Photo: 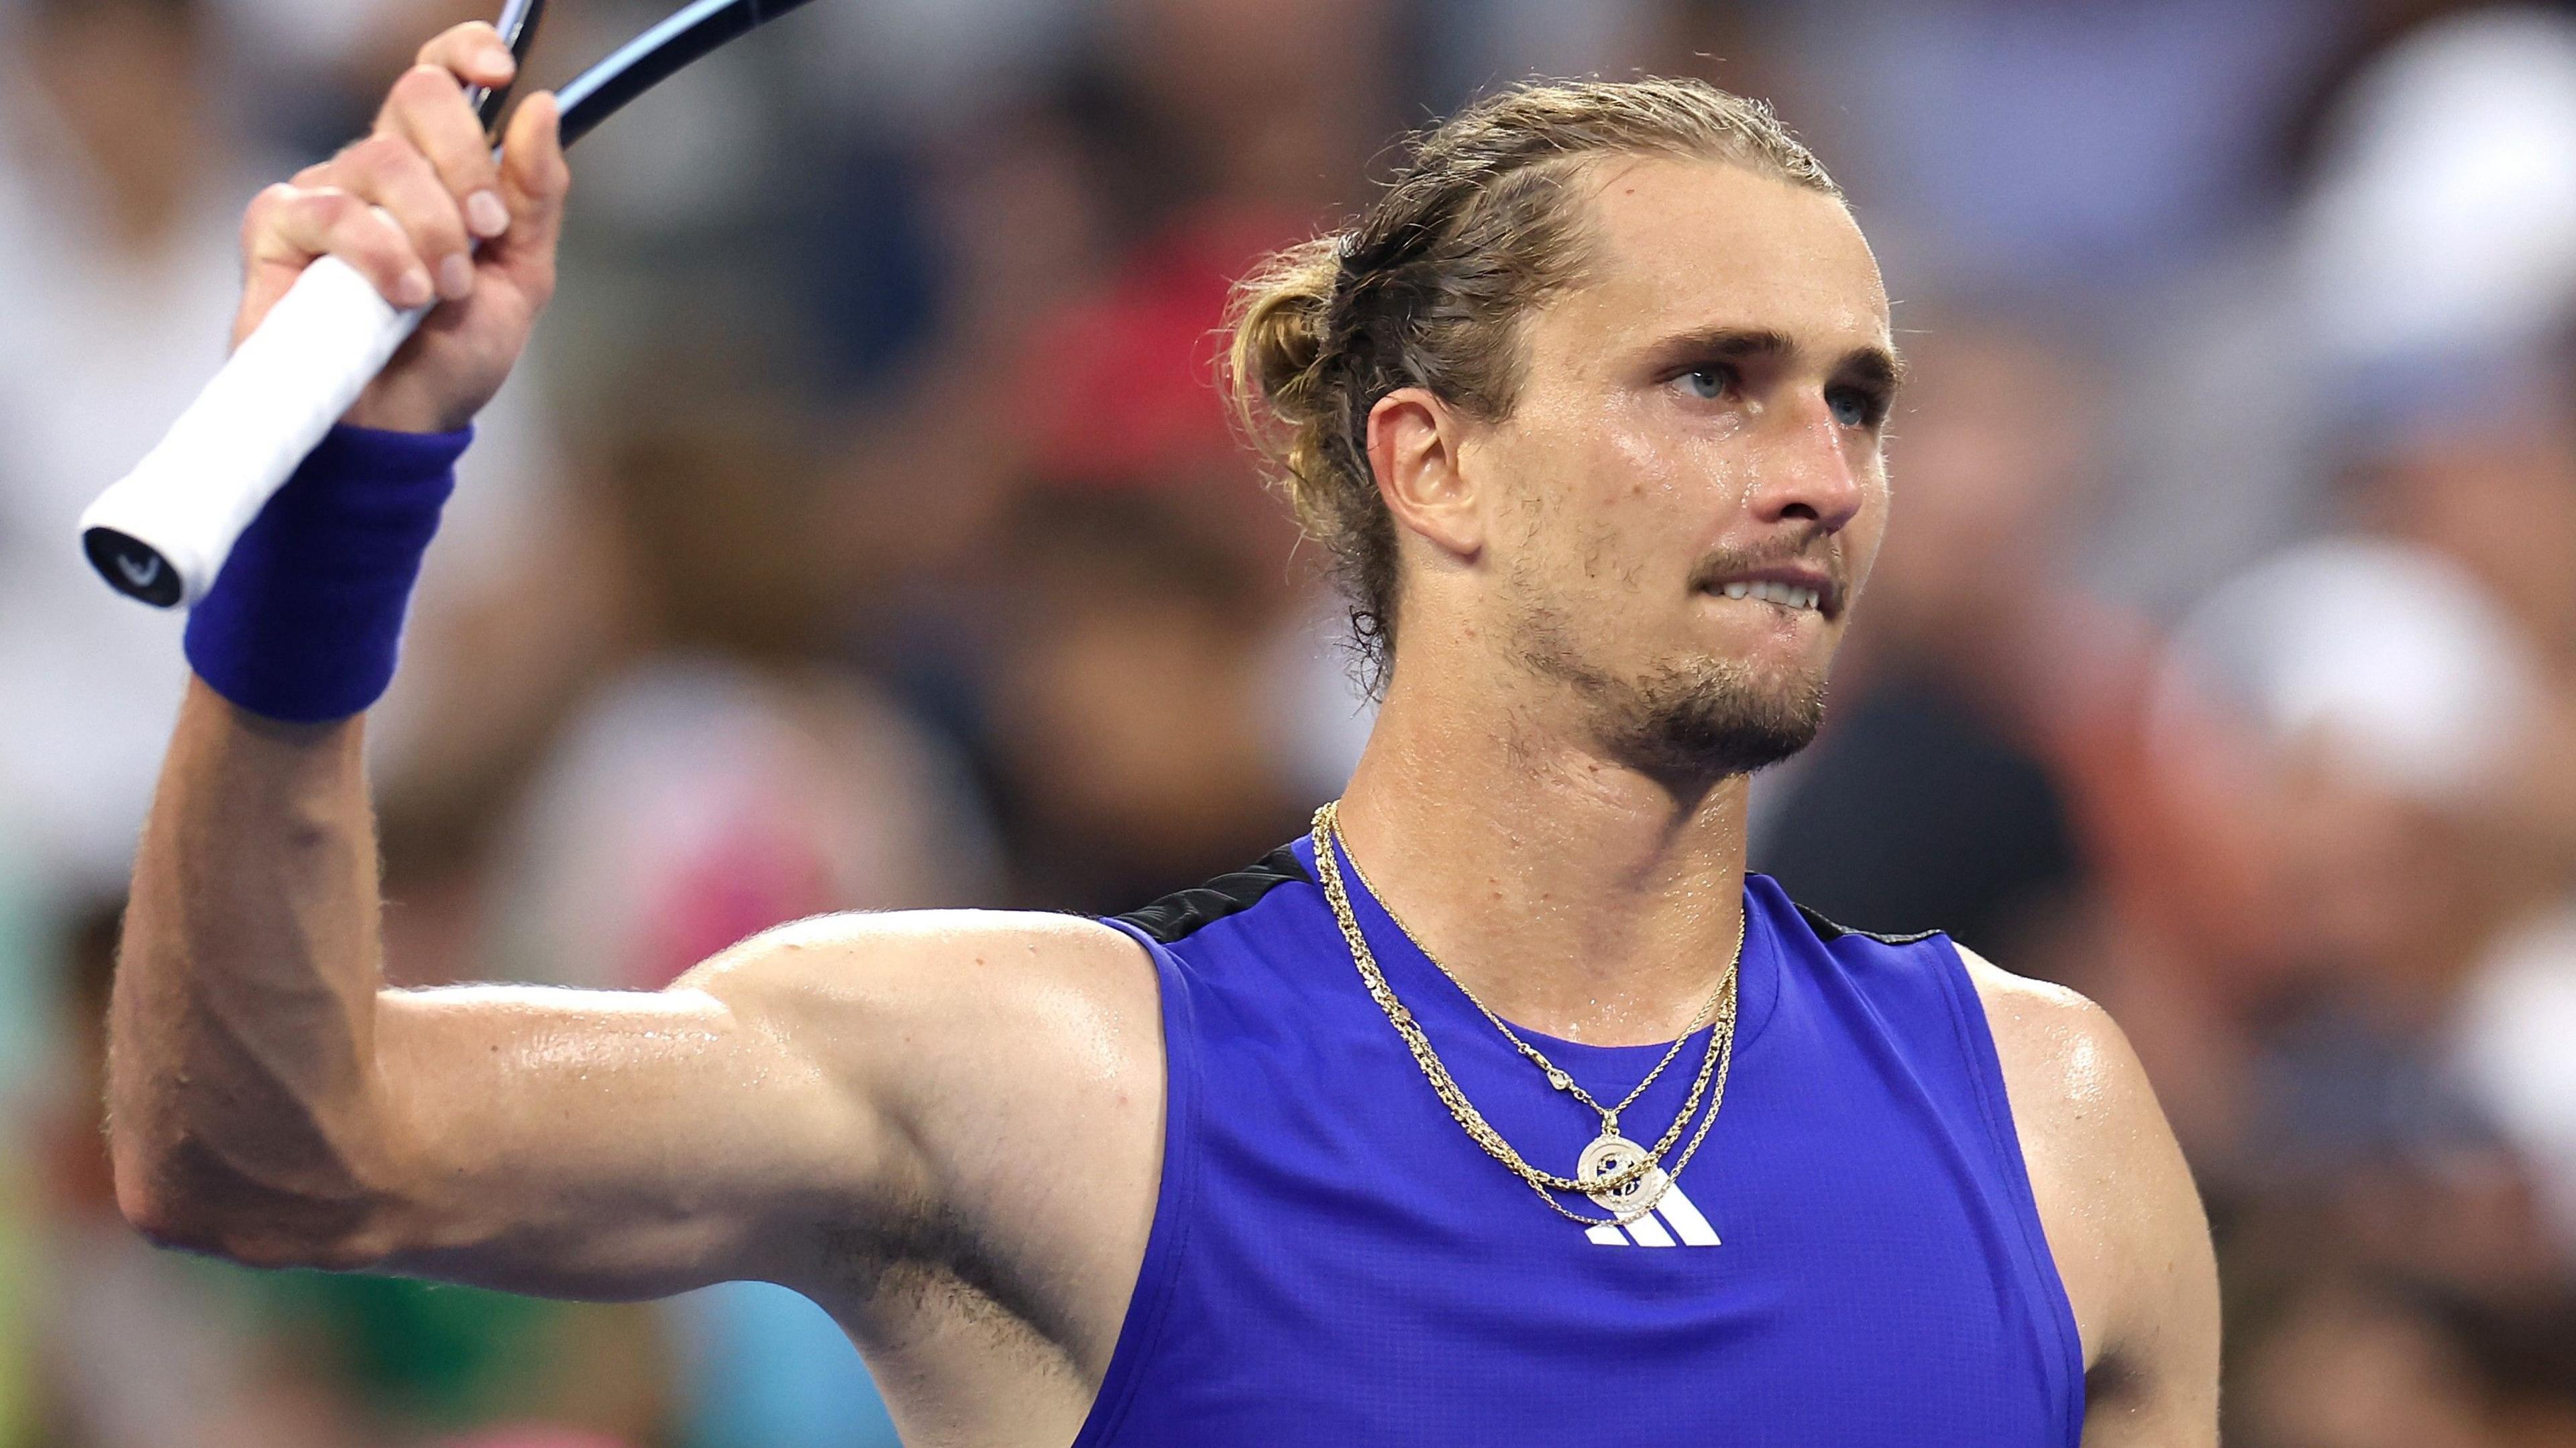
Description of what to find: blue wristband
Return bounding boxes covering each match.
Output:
[184,423,472,724]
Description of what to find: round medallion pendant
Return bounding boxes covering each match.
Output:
[1576,1132,1673,1216]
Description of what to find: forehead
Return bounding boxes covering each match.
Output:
[1536,155,1890,365]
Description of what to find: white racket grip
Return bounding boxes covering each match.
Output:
[79,256,430,608]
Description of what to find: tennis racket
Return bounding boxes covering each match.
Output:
[78,0,820,608]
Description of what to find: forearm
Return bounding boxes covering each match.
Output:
[109,676,396,1263]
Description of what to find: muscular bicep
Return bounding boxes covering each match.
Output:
[345,908,1161,1319]
[364,964,894,1300]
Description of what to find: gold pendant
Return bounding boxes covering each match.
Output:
[1576,1132,1674,1217]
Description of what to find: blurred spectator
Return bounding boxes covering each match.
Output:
[1752,0,2353,307]
[0,0,268,896]
[2150,535,2576,1228]
[2297,7,2576,377]
[480,388,998,991]
[2238,1271,2576,1448]
[971,486,1318,913]
[1418,0,1670,107]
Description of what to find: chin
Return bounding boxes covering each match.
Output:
[1605,655,1829,782]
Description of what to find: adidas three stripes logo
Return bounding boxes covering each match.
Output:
[1582,1174,1721,1247]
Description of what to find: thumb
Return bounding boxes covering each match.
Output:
[489,91,570,279]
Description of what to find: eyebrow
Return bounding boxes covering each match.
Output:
[1648,325,1909,392]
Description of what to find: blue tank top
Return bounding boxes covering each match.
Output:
[1081,834,2084,1445]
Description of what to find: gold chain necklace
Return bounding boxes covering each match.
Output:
[1336,839,1727,1144]
[1310,801,1742,1227]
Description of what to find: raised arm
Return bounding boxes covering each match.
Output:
[113,676,1152,1300]
[106,26,1167,1324]
[111,683,1143,1302]
[111,682,905,1297]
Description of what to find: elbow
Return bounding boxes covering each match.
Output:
[107,1117,201,1250]
[109,1128,407,1272]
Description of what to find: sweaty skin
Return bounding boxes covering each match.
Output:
[109,29,2218,1446]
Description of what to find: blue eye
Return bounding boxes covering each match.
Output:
[1826,386,1877,428]
[1678,366,1733,400]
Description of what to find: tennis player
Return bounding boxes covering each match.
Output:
[109,22,2218,1445]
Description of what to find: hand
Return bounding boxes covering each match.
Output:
[232,23,571,434]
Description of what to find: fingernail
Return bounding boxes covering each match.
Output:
[396,269,434,308]
[438,255,476,300]
[467,190,510,238]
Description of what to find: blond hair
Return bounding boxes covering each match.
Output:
[1226,77,1839,694]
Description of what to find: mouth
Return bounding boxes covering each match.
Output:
[1694,565,1843,620]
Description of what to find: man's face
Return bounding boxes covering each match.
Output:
[1454,156,1896,779]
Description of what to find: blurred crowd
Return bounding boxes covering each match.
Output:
[5,0,2576,1442]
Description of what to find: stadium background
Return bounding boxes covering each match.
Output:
[6,0,2576,1441]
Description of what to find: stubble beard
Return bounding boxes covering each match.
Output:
[1509,595,1830,785]
[1590,655,1828,783]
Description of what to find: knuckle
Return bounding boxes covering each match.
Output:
[346,131,408,172]
[358,203,412,246]
[243,184,302,247]
[301,188,359,223]
[392,64,455,107]
[246,181,297,219]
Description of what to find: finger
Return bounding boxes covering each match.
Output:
[417,21,517,91]
[490,92,570,270]
[248,185,434,310]
[333,132,478,302]
[379,63,509,239]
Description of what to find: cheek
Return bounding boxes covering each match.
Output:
[1845,468,1895,586]
[1599,392,1747,503]
[1484,395,1665,555]
[1580,395,1752,567]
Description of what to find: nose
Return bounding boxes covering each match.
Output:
[1746,406,1866,533]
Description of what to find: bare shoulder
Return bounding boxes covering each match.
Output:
[1953,944,2142,1144]
[676,908,1169,1350]
[674,909,1167,1155]
[678,907,1159,1038]
[1953,944,2219,1445]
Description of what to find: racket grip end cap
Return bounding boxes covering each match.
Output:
[82,526,188,608]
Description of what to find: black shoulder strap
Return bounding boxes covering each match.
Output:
[1793,901,1943,947]
[1114,846,1311,944]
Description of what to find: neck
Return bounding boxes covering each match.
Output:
[1335,667,1752,1048]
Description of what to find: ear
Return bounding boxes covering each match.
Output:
[1366,386,1484,560]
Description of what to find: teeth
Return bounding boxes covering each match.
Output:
[1716,580,1823,611]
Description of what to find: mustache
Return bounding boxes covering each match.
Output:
[1686,532,1850,605]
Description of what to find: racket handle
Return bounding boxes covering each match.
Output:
[79,256,430,608]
